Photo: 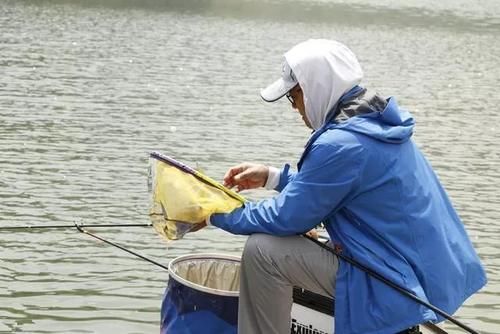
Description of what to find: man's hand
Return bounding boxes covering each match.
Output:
[188,221,207,233]
[305,229,318,239]
[223,163,269,192]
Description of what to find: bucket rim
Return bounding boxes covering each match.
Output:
[168,253,240,297]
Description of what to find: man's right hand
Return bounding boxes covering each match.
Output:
[223,163,269,192]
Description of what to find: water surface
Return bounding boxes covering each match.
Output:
[1,0,499,333]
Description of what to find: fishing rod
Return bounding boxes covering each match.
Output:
[305,234,478,334]
[66,223,477,333]
[0,223,153,231]
[75,224,169,271]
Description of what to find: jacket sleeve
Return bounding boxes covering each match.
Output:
[276,163,296,192]
[210,141,364,236]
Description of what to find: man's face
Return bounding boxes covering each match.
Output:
[287,85,311,128]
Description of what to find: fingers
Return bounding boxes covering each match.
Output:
[223,165,242,187]
[306,229,319,239]
[223,163,251,188]
[234,180,252,192]
[233,168,254,183]
[223,163,268,190]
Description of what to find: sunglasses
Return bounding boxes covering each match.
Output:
[286,87,301,104]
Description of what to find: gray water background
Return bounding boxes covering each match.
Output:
[1,0,499,333]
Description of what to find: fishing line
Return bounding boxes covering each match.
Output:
[304,234,478,334]
[75,224,169,271]
[0,223,153,231]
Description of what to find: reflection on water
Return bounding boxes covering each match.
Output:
[14,0,500,33]
[1,0,499,333]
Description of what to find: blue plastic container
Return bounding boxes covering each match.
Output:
[161,254,240,334]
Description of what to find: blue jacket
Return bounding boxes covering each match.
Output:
[211,97,487,333]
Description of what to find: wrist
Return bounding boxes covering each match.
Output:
[264,166,280,190]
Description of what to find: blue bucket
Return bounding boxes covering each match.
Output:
[161,254,240,334]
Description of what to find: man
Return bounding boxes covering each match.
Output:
[206,39,486,334]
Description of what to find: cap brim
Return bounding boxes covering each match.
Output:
[260,78,297,102]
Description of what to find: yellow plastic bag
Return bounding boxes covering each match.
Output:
[149,152,245,240]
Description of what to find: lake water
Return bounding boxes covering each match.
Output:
[1,0,499,333]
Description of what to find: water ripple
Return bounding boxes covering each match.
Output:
[1,1,499,333]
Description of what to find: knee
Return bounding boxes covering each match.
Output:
[242,233,272,264]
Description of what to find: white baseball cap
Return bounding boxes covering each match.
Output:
[260,60,298,102]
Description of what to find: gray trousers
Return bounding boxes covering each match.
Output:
[238,234,339,334]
